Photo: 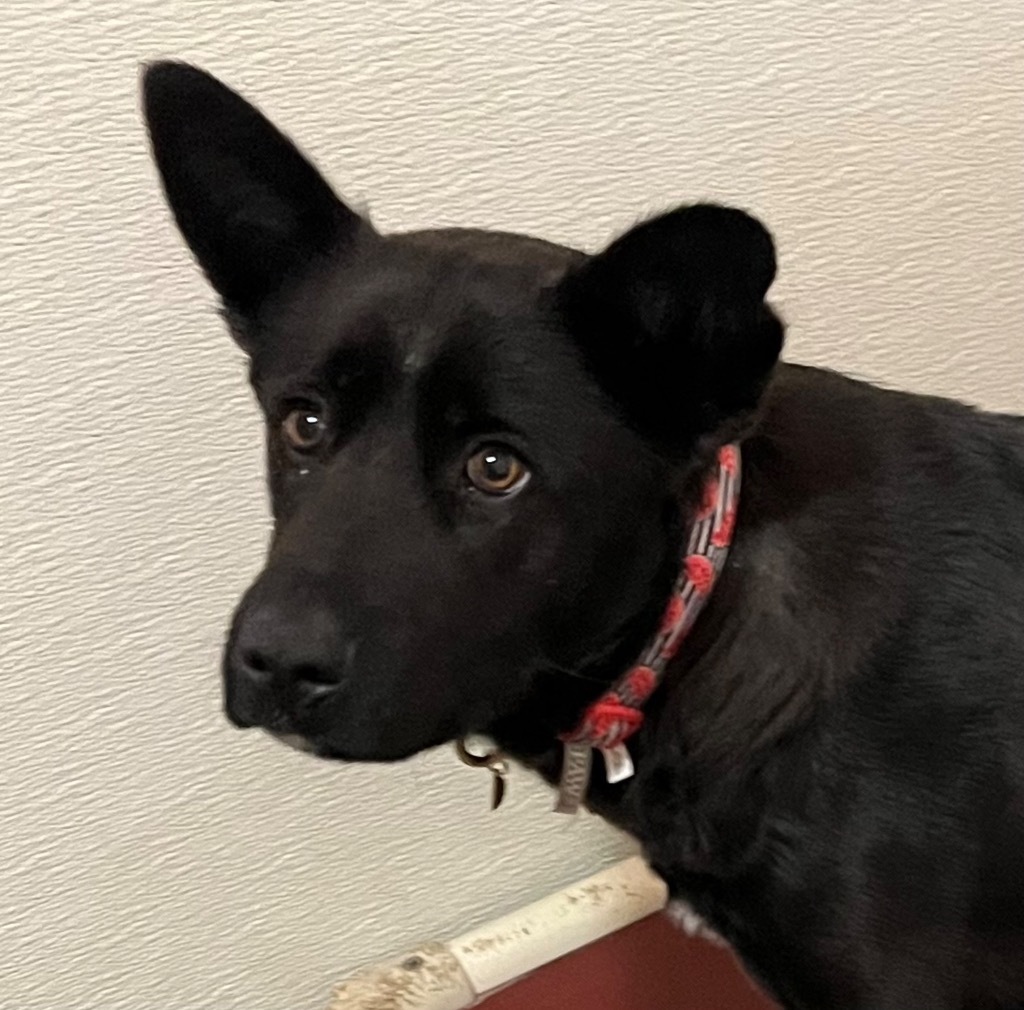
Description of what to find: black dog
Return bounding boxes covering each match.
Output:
[143,62,1024,1009]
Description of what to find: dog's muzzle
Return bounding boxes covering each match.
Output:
[223,584,356,739]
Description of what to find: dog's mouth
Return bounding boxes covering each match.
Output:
[263,729,424,763]
[267,731,320,755]
[267,731,351,760]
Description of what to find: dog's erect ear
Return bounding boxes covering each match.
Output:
[142,62,365,317]
[558,204,784,449]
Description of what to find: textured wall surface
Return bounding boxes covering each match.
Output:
[1,3,1021,1008]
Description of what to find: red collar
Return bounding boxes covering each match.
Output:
[555,443,741,813]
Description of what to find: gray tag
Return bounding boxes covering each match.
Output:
[554,743,593,814]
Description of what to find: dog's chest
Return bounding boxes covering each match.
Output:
[665,899,726,946]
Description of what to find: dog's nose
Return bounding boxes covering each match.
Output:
[227,599,350,724]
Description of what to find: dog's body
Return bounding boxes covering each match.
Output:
[143,63,1024,1009]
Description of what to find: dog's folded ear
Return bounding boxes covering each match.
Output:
[142,62,366,319]
[557,204,784,450]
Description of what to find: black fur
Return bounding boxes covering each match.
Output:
[143,62,1024,1009]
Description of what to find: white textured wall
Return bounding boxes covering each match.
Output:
[1,3,1021,1008]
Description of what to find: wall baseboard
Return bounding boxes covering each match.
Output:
[326,858,775,1009]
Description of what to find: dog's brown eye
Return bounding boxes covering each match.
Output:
[466,446,529,495]
[282,406,326,452]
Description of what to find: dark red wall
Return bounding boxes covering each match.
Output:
[478,912,778,1010]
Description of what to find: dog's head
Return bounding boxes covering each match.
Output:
[142,63,783,762]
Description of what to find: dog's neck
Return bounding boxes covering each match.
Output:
[489,444,742,820]
[551,444,741,812]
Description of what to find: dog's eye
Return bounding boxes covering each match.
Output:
[466,446,530,496]
[281,406,327,453]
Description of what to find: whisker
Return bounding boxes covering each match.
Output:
[540,667,613,686]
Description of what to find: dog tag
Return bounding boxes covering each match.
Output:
[489,758,508,811]
[455,738,509,812]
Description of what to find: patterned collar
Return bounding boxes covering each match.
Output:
[555,444,742,813]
